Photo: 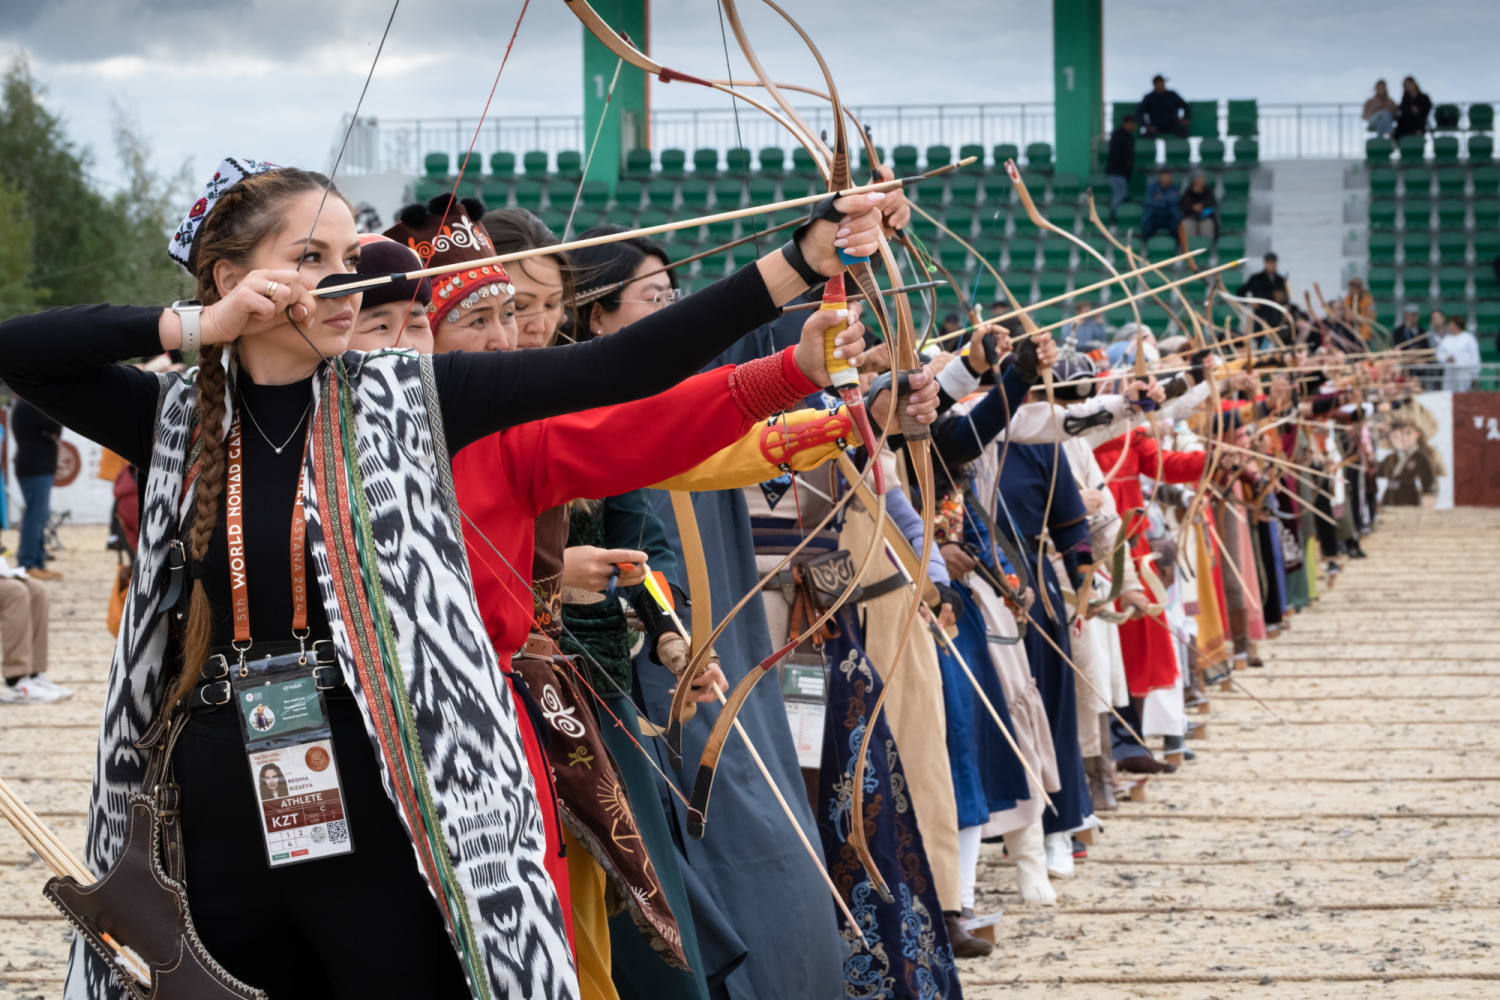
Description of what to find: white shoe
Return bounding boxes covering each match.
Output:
[1004,822,1057,904]
[28,675,73,700]
[1044,832,1075,879]
[0,677,64,704]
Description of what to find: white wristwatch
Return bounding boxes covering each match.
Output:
[171,299,203,354]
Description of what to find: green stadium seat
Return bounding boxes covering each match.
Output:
[704,217,735,245]
[637,208,670,229]
[623,148,653,177]
[943,206,975,237]
[959,143,986,170]
[1368,265,1397,299]
[1369,167,1398,197]
[659,148,687,176]
[1474,200,1500,228]
[948,173,981,206]
[1438,266,1470,298]
[1368,231,1398,265]
[1397,135,1425,162]
[1469,135,1494,163]
[479,175,513,204]
[555,151,582,178]
[926,145,953,170]
[1220,169,1251,198]
[1037,271,1069,299]
[1112,102,1137,129]
[1226,99,1258,137]
[538,210,568,234]
[1185,235,1214,260]
[1026,142,1054,170]
[422,152,450,179]
[891,145,920,174]
[1366,138,1395,164]
[1031,304,1065,330]
[1402,198,1433,229]
[489,151,516,176]
[679,178,711,209]
[1019,170,1049,199]
[1433,136,1461,163]
[725,147,752,173]
[645,179,676,209]
[746,176,778,204]
[1477,302,1500,331]
[1163,137,1190,167]
[858,146,887,175]
[1113,202,1144,233]
[1470,103,1495,131]
[412,176,448,202]
[1434,104,1462,130]
[1045,203,1077,232]
[1219,198,1249,232]
[1188,100,1218,139]
[1436,230,1469,262]
[1086,172,1113,202]
[1146,233,1177,258]
[1473,165,1500,195]
[757,147,785,175]
[993,143,1021,168]
[613,178,646,208]
[1199,138,1226,167]
[1233,138,1260,165]
[1402,229,1432,263]
[711,178,743,208]
[1402,265,1433,299]
[1216,233,1246,263]
[1134,138,1159,168]
[1475,229,1500,260]
[1404,167,1433,197]
[1040,237,1073,269]
[544,179,574,209]
[908,210,940,241]
[578,180,610,210]
[937,241,972,274]
[1435,167,1466,198]
[981,172,1013,203]
[522,151,549,177]
[1051,172,1083,202]
[513,179,545,211]
[1012,210,1040,237]
[693,148,719,174]
[790,147,818,177]
[1437,199,1468,228]
[1369,197,1398,230]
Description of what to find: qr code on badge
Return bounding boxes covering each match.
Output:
[326,820,349,845]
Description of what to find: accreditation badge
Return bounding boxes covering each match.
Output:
[231,653,354,867]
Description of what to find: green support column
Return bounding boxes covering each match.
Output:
[582,0,650,195]
[1053,0,1103,178]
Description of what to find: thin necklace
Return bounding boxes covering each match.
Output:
[241,398,313,455]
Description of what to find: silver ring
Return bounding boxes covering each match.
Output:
[264,280,279,299]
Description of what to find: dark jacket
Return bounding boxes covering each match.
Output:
[1237,270,1290,340]
[10,400,60,480]
[1138,89,1189,131]
[1179,184,1217,219]
[1106,126,1135,177]
[1393,91,1432,139]
[1392,322,1427,349]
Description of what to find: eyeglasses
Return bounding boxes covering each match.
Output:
[620,287,684,308]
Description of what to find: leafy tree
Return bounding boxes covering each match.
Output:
[0,177,43,319]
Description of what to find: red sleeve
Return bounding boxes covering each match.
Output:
[1130,430,1207,483]
[520,347,817,511]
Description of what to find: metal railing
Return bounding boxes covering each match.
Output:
[333,100,1499,175]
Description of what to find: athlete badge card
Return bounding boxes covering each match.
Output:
[233,654,354,867]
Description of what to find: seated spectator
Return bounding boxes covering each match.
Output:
[1393,76,1432,140]
[1141,169,1182,241]
[1062,299,1108,349]
[1105,115,1139,221]
[1436,315,1480,391]
[1177,172,1219,241]
[1137,75,1190,138]
[1343,277,1374,342]
[1363,80,1398,138]
[0,561,68,704]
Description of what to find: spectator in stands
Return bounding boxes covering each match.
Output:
[1393,76,1433,140]
[1363,80,1398,138]
[10,401,62,581]
[1343,277,1374,342]
[1236,254,1290,342]
[1177,172,1218,242]
[1137,75,1190,138]
[1436,315,1480,391]
[1062,299,1108,350]
[1105,115,1138,221]
[1392,304,1427,349]
[941,313,962,339]
[0,566,68,704]
[1141,169,1182,241]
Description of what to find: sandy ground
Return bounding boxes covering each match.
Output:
[1,508,1498,998]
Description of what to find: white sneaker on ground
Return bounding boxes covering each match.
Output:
[1004,822,1058,905]
[1044,832,1076,879]
[29,674,73,700]
[0,677,65,704]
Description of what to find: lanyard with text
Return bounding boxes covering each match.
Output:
[226,413,311,672]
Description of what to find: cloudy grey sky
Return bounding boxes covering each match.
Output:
[4,0,1498,193]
